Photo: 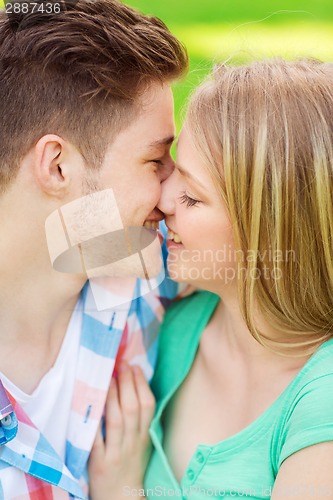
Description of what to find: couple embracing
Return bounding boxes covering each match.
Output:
[0,1,332,499]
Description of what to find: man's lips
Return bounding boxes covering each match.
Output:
[143,220,160,231]
[143,220,164,246]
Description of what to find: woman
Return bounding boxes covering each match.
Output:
[89,59,333,499]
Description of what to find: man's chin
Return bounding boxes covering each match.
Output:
[86,236,164,280]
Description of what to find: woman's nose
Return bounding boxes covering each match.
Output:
[157,170,176,216]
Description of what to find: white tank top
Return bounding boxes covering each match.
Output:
[0,298,82,459]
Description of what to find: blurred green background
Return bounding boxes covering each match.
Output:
[1,0,333,130]
[125,0,333,130]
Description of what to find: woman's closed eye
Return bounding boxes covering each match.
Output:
[178,191,201,208]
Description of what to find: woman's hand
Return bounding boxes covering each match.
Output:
[88,361,155,500]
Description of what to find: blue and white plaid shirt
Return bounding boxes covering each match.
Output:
[0,269,181,499]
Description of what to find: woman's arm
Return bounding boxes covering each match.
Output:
[88,361,155,500]
[271,442,333,499]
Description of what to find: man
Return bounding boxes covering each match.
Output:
[0,0,187,497]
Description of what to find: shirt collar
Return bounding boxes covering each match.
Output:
[0,381,18,446]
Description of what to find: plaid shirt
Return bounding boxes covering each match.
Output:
[0,271,179,499]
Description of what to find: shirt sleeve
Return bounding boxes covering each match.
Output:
[278,371,333,468]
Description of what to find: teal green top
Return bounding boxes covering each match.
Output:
[144,291,333,499]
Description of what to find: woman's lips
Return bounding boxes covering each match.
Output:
[166,239,184,250]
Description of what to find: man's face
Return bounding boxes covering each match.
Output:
[45,83,175,281]
[94,83,175,229]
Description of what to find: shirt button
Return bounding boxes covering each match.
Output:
[196,451,205,464]
[187,469,195,481]
[1,415,12,427]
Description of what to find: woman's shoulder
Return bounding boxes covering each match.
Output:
[275,339,333,469]
[296,338,333,383]
[157,290,220,356]
[150,291,220,400]
[161,289,220,330]
[280,338,333,411]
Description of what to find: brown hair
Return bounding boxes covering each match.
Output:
[187,59,333,355]
[0,0,188,191]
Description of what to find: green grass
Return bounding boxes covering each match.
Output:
[1,0,332,131]
[125,0,333,24]
[124,1,333,130]
[2,0,333,21]
[173,21,333,61]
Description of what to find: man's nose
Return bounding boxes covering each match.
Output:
[157,170,176,215]
[157,160,175,183]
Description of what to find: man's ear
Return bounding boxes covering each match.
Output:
[33,134,77,197]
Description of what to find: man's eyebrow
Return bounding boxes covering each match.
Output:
[147,135,175,149]
[176,164,206,190]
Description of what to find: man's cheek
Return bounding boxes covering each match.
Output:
[45,188,164,280]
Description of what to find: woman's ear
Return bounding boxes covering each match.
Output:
[33,134,80,198]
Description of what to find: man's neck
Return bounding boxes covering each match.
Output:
[0,170,89,391]
[0,190,85,341]
[0,228,86,392]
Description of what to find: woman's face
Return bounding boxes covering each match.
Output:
[158,125,236,294]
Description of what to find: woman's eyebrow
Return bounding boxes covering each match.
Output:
[176,164,206,190]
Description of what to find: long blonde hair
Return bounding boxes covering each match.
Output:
[187,58,333,355]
